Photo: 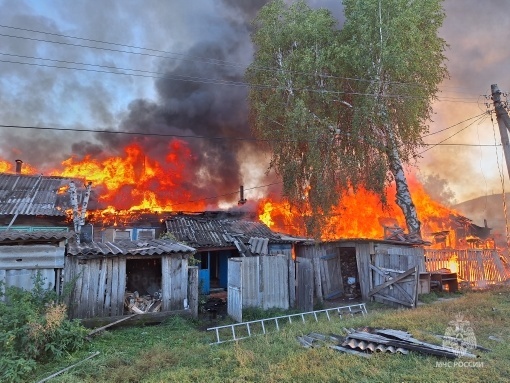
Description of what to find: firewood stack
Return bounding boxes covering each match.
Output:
[124,291,162,314]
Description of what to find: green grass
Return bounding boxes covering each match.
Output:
[31,286,510,383]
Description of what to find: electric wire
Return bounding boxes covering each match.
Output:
[418,114,487,155]
[0,24,482,100]
[169,182,282,206]
[0,55,448,100]
[0,113,494,145]
[421,113,487,137]
[0,25,456,90]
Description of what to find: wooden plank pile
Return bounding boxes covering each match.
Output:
[297,328,486,359]
[124,291,162,314]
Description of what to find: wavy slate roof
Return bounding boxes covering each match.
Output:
[0,229,73,242]
[67,238,196,257]
[164,214,295,249]
[0,173,82,217]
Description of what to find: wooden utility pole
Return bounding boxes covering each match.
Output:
[491,84,510,179]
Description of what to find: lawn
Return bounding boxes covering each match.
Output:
[31,286,510,383]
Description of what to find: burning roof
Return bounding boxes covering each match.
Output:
[0,173,84,217]
[164,211,303,249]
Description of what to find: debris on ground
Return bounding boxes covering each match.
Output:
[297,327,488,359]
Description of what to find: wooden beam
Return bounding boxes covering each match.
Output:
[80,309,192,329]
[86,314,138,338]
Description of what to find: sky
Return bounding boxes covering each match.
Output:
[0,0,510,211]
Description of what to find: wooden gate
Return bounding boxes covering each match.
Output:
[369,250,419,307]
[296,257,313,311]
[227,258,243,322]
[228,256,291,322]
[319,252,344,300]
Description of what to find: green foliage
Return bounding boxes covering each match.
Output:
[246,0,448,237]
[0,274,87,382]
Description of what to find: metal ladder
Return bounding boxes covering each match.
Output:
[207,303,367,345]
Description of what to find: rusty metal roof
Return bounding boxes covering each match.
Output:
[67,238,196,257]
[164,214,297,249]
[0,229,73,243]
[0,173,82,217]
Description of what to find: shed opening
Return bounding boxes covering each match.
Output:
[125,258,162,314]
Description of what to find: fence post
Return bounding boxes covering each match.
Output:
[188,266,199,319]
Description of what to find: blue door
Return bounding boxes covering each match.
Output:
[198,252,210,294]
[218,251,230,288]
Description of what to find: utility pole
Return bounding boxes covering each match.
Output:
[491,84,510,179]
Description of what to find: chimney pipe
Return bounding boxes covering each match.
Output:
[15,159,23,174]
[238,185,247,206]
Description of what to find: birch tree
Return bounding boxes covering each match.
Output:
[246,0,448,238]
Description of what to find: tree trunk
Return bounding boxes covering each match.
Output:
[387,140,422,238]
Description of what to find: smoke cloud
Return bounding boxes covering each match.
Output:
[0,0,509,211]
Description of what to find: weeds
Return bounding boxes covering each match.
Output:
[0,273,87,382]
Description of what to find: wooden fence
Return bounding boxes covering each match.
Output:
[424,249,510,285]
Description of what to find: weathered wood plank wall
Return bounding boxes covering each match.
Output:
[261,255,289,310]
[65,255,189,319]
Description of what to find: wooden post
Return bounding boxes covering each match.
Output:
[288,255,296,308]
[492,84,510,180]
[312,254,323,303]
[188,266,199,319]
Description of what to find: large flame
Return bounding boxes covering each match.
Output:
[47,140,206,214]
[257,173,463,242]
[0,140,486,248]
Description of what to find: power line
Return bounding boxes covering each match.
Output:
[0,57,436,99]
[0,24,482,97]
[0,115,496,147]
[0,51,481,103]
[418,114,488,155]
[170,182,282,206]
[421,113,486,137]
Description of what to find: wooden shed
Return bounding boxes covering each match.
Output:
[295,239,426,308]
[0,230,73,296]
[65,239,197,319]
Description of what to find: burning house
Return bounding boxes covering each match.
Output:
[163,211,303,295]
[0,170,87,231]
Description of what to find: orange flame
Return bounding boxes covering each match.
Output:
[48,140,206,217]
[257,173,463,241]
[0,142,477,245]
[0,160,37,175]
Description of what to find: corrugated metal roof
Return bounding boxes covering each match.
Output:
[164,214,296,249]
[0,229,73,242]
[342,338,409,354]
[248,237,269,255]
[67,238,196,257]
[0,173,82,216]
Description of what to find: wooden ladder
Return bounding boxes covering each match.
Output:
[207,303,367,345]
